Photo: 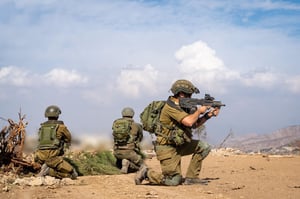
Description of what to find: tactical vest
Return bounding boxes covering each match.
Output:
[158,97,192,146]
[38,122,61,149]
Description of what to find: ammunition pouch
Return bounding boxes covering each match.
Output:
[169,127,191,146]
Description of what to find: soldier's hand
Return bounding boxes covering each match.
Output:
[208,107,220,117]
[197,105,211,114]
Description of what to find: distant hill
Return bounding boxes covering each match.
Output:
[223,125,300,153]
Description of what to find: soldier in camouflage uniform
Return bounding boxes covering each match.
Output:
[112,107,144,174]
[34,105,78,179]
[135,79,221,185]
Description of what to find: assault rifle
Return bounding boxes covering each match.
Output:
[179,94,226,114]
[59,140,70,155]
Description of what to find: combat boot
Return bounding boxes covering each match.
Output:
[183,177,210,185]
[135,164,148,185]
[70,169,78,180]
[121,159,130,174]
[38,163,50,177]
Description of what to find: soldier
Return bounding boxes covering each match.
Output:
[135,79,221,185]
[112,107,144,174]
[34,105,78,179]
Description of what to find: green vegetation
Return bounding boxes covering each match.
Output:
[65,150,121,176]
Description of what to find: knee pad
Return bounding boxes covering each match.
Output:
[196,141,211,159]
[201,146,211,159]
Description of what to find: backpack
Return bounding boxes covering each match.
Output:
[112,118,133,144]
[139,100,166,134]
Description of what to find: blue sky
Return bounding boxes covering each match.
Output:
[0,0,299,145]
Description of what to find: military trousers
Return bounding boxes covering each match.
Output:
[147,139,211,186]
[113,148,144,171]
[34,149,74,178]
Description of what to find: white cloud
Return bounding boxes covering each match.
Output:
[174,40,300,93]
[0,66,88,89]
[175,40,225,72]
[175,40,239,93]
[82,64,162,105]
[116,64,158,98]
[44,68,88,88]
[0,66,32,86]
[240,71,278,88]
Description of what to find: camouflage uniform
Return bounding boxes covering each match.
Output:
[135,79,216,186]
[113,107,144,173]
[34,105,77,179]
[146,96,211,185]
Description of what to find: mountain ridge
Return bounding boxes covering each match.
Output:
[223,125,300,153]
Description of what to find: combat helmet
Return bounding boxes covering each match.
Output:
[122,107,135,117]
[170,79,200,95]
[45,105,62,118]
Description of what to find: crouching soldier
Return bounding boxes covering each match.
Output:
[112,107,144,174]
[34,105,78,179]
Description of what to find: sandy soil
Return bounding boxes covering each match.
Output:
[1,151,300,199]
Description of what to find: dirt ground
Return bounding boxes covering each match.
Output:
[1,151,300,199]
